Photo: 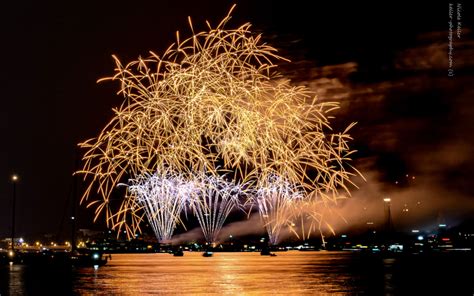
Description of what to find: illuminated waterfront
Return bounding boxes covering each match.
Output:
[1,251,471,295]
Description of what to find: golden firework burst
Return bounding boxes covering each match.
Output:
[78,5,361,241]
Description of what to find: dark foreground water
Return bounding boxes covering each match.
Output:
[0,251,472,295]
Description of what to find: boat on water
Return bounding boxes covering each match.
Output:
[260,250,276,256]
[70,249,109,267]
[260,245,277,256]
[202,251,213,257]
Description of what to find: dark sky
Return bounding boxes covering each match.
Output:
[1,1,473,240]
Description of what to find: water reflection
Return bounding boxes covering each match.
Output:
[1,251,472,295]
[8,263,26,295]
[72,252,361,295]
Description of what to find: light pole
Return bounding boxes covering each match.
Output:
[11,175,18,252]
[383,198,392,243]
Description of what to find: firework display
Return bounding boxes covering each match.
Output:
[78,6,359,243]
[126,170,190,243]
[187,173,246,244]
[255,175,303,245]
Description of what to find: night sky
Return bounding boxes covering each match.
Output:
[1,1,473,240]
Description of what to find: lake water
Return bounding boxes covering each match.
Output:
[0,251,472,295]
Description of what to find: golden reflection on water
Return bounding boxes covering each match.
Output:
[73,251,353,295]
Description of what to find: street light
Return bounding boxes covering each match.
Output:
[383,197,392,242]
[11,174,19,252]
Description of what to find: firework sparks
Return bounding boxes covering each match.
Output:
[78,5,361,242]
[288,198,343,247]
[187,173,246,244]
[126,170,190,243]
[255,175,304,245]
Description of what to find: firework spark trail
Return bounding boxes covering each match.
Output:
[287,198,344,247]
[255,175,304,245]
[78,5,361,241]
[127,171,190,243]
[187,174,246,244]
